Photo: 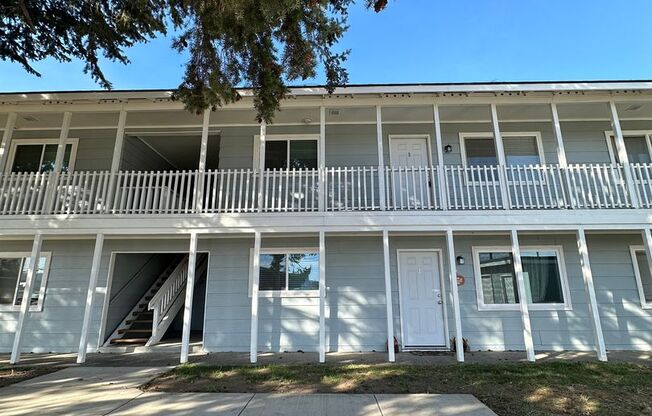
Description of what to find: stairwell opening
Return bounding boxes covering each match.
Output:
[102,251,209,349]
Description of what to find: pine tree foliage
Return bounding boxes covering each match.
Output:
[0,1,387,122]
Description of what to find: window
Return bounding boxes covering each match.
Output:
[264,139,317,169]
[629,246,652,309]
[0,252,51,311]
[607,133,652,164]
[7,139,78,173]
[472,246,570,310]
[461,133,543,167]
[251,249,320,296]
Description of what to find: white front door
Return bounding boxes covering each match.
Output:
[398,251,446,347]
[389,138,430,208]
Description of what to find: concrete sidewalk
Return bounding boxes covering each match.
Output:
[0,367,496,416]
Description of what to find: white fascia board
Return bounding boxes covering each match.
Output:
[3,81,652,104]
[1,209,652,235]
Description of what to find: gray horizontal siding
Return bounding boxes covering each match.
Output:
[0,234,650,354]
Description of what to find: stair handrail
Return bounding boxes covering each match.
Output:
[148,254,189,314]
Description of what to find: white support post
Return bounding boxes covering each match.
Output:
[319,106,326,212]
[10,233,43,364]
[433,104,447,210]
[510,229,535,362]
[382,230,395,362]
[250,231,262,363]
[77,233,105,363]
[445,229,464,362]
[550,103,575,208]
[376,105,387,210]
[550,103,568,167]
[0,112,17,172]
[490,104,511,210]
[105,109,127,213]
[257,123,266,212]
[609,101,640,208]
[318,231,326,363]
[44,112,72,213]
[577,227,608,362]
[195,109,210,213]
[180,232,198,364]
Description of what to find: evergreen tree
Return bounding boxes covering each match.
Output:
[1,1,388,122]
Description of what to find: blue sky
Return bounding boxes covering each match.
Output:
[1,0,652,92]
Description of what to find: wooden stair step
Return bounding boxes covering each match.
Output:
[110,338,148,344]
[125,319,153,324]
[118,328,152,334]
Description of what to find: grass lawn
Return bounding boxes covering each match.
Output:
[0,366,58,388]
[143,362,652,416]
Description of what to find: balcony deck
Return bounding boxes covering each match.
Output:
[1,163,651,216]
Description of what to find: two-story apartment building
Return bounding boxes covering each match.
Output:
[1,81,652,365]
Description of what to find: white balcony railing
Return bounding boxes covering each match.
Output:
[0,163,647,216]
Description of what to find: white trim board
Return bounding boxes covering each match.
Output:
[629,245,652,310]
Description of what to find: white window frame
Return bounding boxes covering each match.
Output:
[248,247,320,298]
[253,134,320,170]
[604,130,652,164]
[0,251,52,312]
[629,245,652,309]
[459,132,545,168]
[472,245,572,311]
[5,138,79,173]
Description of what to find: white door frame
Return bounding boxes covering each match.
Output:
[396,248,450,350]
[388,134,433,167]
[98,250,210,350]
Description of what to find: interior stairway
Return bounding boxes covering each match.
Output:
[106,254,207,346]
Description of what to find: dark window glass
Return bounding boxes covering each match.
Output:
[264,141,288,170]
[259,254,286,290]
[289,141,318,169]
[479,251,518,304]
[0,258,22,305]
[11,145,43,173]
[465,138,498,166]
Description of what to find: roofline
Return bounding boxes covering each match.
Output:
[2,79,652,102]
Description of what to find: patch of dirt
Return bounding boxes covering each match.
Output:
[0,367,58,388]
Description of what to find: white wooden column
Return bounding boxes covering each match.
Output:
[445,229,464,362]
[0,112,17,172]
[382,230,395,362]
[609,101,640,208]
[105,109,127,213]
[550,103,576,208]
[433,104,447,210]
[642,228,652,295]
[195,109,210,213]
[180,232,199,364]
[77,233,105,363]
[490,104,511,210]
[510,229,535,362]
[44,112,72,212]
[318,231,326,362]
[250,231,262,363]
[257,123,266,212]
[577,227,607,361]
[319,106,326,211]
[10,233,43,364]
[376,106,387,210]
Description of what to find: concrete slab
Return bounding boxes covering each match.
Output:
[376,394,497,416]
[110,392,254,416]
[240,393,382,416]
[10,366,171,390]
[0,386,142,416]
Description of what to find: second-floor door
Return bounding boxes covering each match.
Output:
[389,137,431,208]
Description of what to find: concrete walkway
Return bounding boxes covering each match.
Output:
[0,367,496,416]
